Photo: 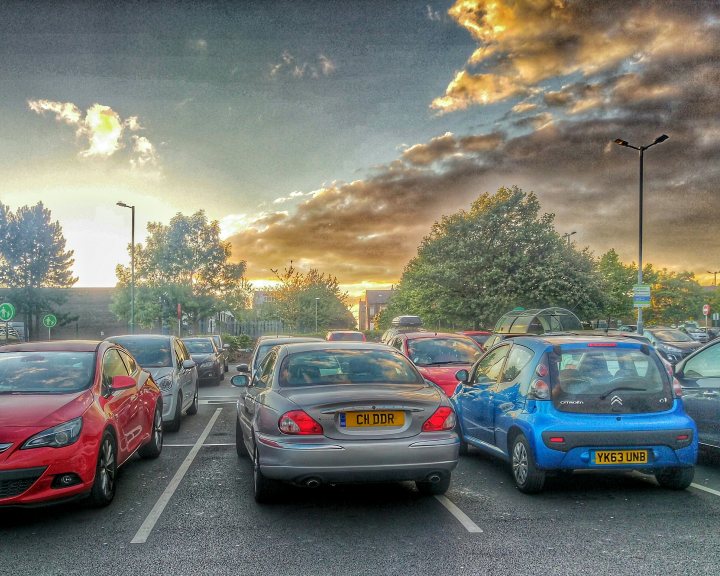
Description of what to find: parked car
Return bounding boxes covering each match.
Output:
[0,340,163,507]
[643,327,703,365]
[198,334,229,372]
[326,330,366,342]
[231,341,459,502]
[673,338,720,450]
[680,326,710,343]
[388,331,483,396]
[457,330,492,349]
[452,335,697,493]
[182,337,224,385]
[106,335,198,431]
[381,315,424,344]
[237,335,323,379]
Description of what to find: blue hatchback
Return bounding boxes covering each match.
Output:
[451,336,698,493]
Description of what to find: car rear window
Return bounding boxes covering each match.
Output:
[549,345,673,413]
[109,337,172,367]
[0,351,96,394]
[328,332,365,341]
[184,339,215,353]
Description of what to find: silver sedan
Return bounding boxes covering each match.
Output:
[231,341,459,503]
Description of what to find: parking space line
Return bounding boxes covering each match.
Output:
[131,408,223,544]
[434,495,483,533]
[164,443,234,447]
[691,483,720,497]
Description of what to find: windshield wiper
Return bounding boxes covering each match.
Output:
[600,386,647,399]
[425,361,469,366]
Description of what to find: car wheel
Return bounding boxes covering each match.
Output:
[89,431,117,507]
[655,467,694,490]
[165,392,182,432]
[186,386,199,416]
[511,434,545,494]
[253,447,280,503]
[235,417,249,458]
[416,474,451,496]
[139,405,163,459]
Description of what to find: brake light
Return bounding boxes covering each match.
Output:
[529,379,550,400]
[422,407,456,432]
[535,363,549,378]
[672,377,683,398]
[549,436,565,443]
[676,434,689,441]
[278,410,323,435]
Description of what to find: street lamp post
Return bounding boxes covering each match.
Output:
[708,270,719,286]
[116,201,136,334]
[315,297,320,333]
[613,134,669,335]
[562,231,576,246]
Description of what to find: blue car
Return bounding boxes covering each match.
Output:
[451,335,697,493]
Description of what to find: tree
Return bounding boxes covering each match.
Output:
[384,186,606,329]
[0,202,77,340]
[643,266,705,326]
[596,249,636,323]
[264,263,355,332]
[112,211,251,332]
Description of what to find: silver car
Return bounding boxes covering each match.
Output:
[238,335,323,379]
[107,335,198,431]
[231,341,459,503]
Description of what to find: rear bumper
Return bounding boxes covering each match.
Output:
[257,433,459,483]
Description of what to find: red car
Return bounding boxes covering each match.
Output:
[0,340,163,507]
[457,330,492,350]
[326,330,367,342]
[387,332,483,396]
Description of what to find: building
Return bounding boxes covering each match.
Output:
[358,289,394,331]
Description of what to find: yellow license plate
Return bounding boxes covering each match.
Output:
[341,411,405,428]
[594,450,648,465]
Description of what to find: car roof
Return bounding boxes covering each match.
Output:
[280,341,393,353]
[0,340,101,352]
[257,336,324,346]
[397,331,473,340]
[511,335,647,348]
[327,330,363,334]
[108,334,173,340]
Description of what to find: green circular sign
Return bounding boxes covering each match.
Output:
[0,303,15,322]
[43,314,57,328]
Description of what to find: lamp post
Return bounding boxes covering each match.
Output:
[708,270,719,286]
[613,134,669,335]
[315,297,320,333]
[562,231,576,246]
[116,201,135,334]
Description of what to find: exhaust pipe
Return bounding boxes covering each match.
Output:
[304,478,321,488]
[426,473,442,484]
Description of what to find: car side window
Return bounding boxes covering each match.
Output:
[472,345,510,385]
[391,337,403,351]
[254,350,277,389]
[102,349,131,393]
[499,345,534,384]
[683,344,720,381]
[118,350,139,376]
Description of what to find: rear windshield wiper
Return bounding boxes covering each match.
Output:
[600,386,647,399]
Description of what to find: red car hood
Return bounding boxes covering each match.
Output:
[0,390,94,428]
[417,365,469,396]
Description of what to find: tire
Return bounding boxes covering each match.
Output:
[89,431,117,507]
[510,434,545,494]
[416,474,451,496]
[165,392,182,432]
[235,417,249,458]
[253,447,280,503]
[139,405,163,459]
[655,467,694,490]
[186,386,199,416]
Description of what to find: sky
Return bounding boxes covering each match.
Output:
[1,0,719,300]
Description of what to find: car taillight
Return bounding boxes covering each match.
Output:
[422,407,456,432]
[529,379,550,400]
[672,377,683,398]
[278,410,323,435]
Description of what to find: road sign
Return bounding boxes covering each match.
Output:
[0,302,15,322]
[42,314,57,328]
[633,284,651,309]
[703,304,710,316]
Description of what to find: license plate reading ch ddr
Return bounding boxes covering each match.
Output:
[340,411,405,428]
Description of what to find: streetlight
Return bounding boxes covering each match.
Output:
[562,231,576,246]
[116,201,135,334]
[315,297,320,333]
[708,270,719,286]
[613,134,669,335]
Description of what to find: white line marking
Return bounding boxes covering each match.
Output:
[164,443,234,447]
[131,408,222,544]
[691,483,720,497]
[434,495,483,533]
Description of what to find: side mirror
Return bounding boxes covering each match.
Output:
[111,375,136,391]
[231,374,249,388]
[237,364,250,373]
[182,359,196,369]
[455,369,469,383]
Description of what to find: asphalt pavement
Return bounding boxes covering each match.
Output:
[2,371,719,576]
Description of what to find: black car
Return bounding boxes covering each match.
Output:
[202,334,229,372]
[673,338,720,450]
[182,337,224,385]
[644,327,703,365]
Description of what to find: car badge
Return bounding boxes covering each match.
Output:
[610,395,623,406]
[0,442,12,453]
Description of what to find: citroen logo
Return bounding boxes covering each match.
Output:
[0,443,12,453]
[610,395,623,406]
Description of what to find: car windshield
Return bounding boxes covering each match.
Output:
[0,351,95,394]
[279,349,424,387]
[407,337,481,366]
[109,337,172,368]
[550,346,672,413]
[183,339,215,354]
[651,329,694,342]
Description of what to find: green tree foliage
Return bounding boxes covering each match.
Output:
[264,263,356,332]
[0,202,77,340]
[596,249,636,322]
[112,211,251,332]
[643,267,705,326]
[384,186,606,329]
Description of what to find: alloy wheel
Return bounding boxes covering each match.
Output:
[512,441,528,486]
[98,437,116,498]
